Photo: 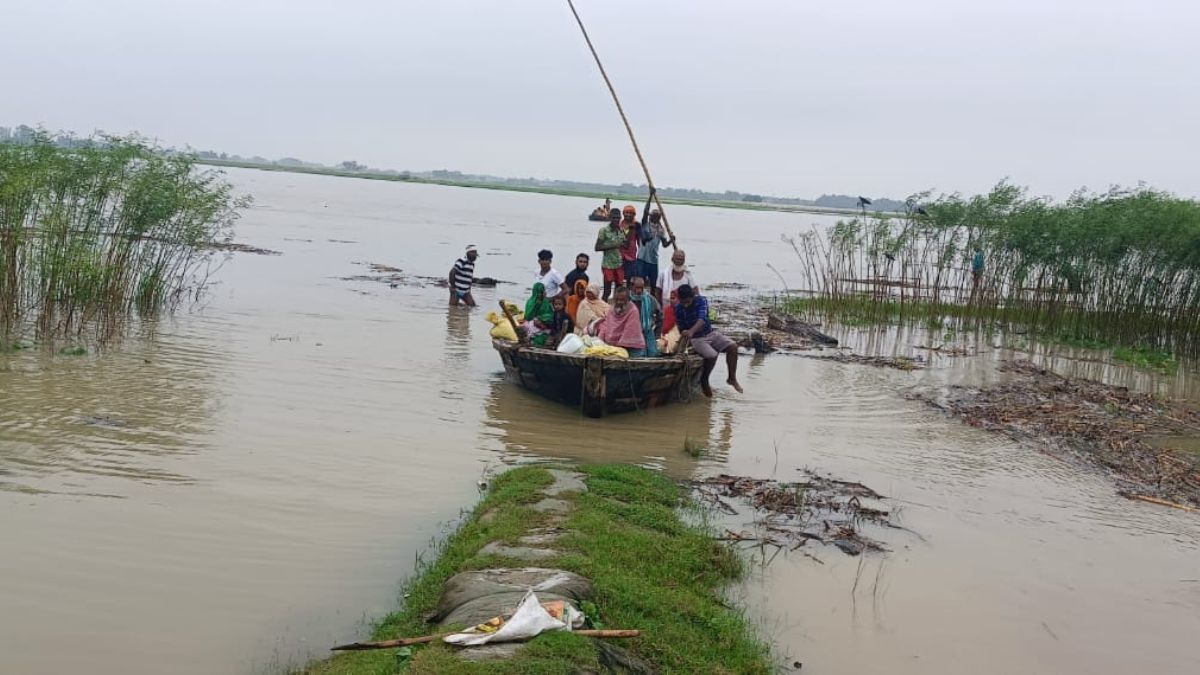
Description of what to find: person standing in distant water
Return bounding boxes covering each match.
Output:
[619,204,640,283]
[565,252,591,290]
[448,245,479,307]
[637,188,672,295]
[533,249,568,297]
[674,284,741,396]
[655,248,697,306]
[595,209,626,301]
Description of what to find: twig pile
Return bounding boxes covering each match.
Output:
[694,473,896,557]
[916,360,1200,508]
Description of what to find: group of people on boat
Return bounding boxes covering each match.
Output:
[588,198,613,220]
[451,188,741,396]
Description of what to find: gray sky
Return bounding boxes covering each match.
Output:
[4,0,1197,199]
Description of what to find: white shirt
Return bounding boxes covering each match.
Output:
[657,267,697,301]
[534,268,566,294]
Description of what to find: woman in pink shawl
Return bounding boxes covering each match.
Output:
[590,286,647,356]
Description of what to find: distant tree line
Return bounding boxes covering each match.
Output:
[1,122,906,211]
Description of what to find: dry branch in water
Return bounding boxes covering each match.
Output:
[694,472,898,557]
[912,360,1200,509]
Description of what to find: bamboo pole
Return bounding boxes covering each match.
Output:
[332,629,641,651]
[499,300,528,345]
[565,0,677,248]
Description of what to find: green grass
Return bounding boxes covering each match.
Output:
[304,464,772,675]
[0,340,30,352]
[1113,345,1179,374]
[777,295,1187,372]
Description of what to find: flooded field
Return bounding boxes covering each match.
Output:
[2,168,1198,674]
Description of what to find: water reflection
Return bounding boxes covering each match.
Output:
[833,322,1200,402]
[0,326,222,495]
[481,373,713,477]
[438,306,473,403]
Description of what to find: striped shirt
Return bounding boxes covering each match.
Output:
[452,257,475,292]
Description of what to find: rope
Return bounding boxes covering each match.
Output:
[565,0,678,248]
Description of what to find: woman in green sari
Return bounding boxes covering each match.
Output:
[524,282,555,346]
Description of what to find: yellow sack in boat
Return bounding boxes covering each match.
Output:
[490,321,519,341]
[486,301,525,342]
[581,344,629,359]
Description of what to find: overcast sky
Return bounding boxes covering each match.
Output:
[4,0,1196,199]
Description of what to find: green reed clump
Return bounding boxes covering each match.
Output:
[783,181,1200,356]
[0,133,246,340]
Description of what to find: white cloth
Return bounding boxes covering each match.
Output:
[657,268,697,300]
[534,268,566,294]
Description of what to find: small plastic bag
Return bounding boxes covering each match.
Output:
[556,333,584,354]
[444,590,574,647]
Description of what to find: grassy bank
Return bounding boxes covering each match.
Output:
[306,464,773,674]
[196,158,868,218]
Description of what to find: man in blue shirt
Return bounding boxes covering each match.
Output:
[674,284,742,397]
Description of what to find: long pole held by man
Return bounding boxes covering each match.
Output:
[565,0,678,249]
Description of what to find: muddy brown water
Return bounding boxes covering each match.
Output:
[1,169,1198,674]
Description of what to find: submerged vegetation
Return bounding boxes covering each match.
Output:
[782,182,1200,357]
[0,133,244,341]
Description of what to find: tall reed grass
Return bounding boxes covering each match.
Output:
[0,133,245,341]
[782,181,1200,355]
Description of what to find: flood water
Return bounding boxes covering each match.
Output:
[2,168,1197,674]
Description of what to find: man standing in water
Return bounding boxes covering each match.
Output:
[595,209,626,300]
[674,284,741,396]
[448,245,478,307]
[533,249,568,297]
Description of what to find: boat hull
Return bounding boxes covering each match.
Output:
[492,340,703,417]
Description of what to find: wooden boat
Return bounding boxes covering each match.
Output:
[492,339,704,417]
[587,212,610,222]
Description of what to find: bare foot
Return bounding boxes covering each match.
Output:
[727,379,744,393]
[701,381,714,397]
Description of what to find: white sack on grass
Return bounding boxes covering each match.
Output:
[443,590,582,647]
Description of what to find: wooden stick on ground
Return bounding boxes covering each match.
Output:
[1120,492,1197,512]
[332,629,640,651]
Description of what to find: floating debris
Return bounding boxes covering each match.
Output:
[344,262,512,290]
[205,241,281,255]
[795,352,925,371]
[766,313,839,345]
[910,360,1200,509]
[915,344,975,357]
[693,472,900,557]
